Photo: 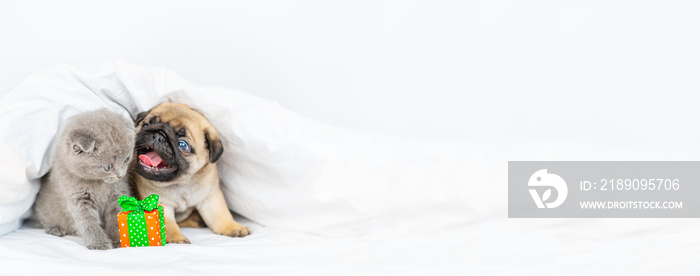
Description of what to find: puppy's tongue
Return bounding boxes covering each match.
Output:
[139,151,163,167]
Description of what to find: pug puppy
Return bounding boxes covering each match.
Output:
[132,103,250,244]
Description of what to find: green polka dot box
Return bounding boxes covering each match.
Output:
[117,194,167,247]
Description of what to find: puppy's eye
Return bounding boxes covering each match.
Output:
[124,156,130,163]
[103,164,112,171]
[178,139,190,151]
[142,123,149,128]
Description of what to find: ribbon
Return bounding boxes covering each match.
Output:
[118,194,160,212]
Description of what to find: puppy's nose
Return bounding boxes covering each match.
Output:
[152,133,166,142]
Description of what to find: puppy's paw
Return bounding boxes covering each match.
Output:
[219,223,251,238]
[45,226,66,237]
[167,232,191,244]
[87,242,112,250]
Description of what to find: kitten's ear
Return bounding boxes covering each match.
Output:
[205,129,224,163]
[134,111,149,127]
[70,130,96,154]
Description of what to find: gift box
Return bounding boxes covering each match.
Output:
[117,194,167,247]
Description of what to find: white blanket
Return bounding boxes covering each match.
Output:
[0,61,484,236]
[1,62,697,275]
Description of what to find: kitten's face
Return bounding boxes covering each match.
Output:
[65,120,136,183]
[68,142,135,183]
[98,150,133,184]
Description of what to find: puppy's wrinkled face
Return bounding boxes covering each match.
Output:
[134,103,223,183]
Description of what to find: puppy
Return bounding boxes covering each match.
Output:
[132,103,250,244]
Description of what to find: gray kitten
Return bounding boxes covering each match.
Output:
[34,108,135,250]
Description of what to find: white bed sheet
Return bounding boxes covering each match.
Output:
[2,218,699,275]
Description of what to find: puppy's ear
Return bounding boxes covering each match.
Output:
[134,111,149,127]
[70,130,96,154]
[205,130,224,163]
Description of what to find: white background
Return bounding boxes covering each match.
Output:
[3,0,699,151]
[3,2,700,274]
